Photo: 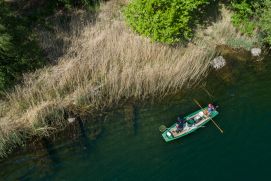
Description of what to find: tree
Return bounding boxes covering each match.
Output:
[259,0,271,44]
[124,0,210,44]
[231,0,271,45]
[0,1,45,91]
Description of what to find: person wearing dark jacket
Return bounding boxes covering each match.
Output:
[176,115,186,132]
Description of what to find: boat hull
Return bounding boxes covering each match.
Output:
[162,107,219,142]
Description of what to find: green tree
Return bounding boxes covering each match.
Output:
[0,1,45,91]
[258,0,271,44]
[230,0,271,45]
[0,0,99,91]
[231,0,256,35]
[124,0,211,44]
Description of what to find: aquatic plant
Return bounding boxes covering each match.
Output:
[0,1,254,157]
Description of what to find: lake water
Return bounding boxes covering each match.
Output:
[1,56,271,180]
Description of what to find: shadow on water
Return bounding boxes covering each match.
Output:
[121,103,141,136]
[41,138,61,164]
[132,104,140,135]
[13,138,63,181]
[0,54,271,180]
[77,119,91,154]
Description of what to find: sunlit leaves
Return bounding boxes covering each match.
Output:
[124,0,209,44]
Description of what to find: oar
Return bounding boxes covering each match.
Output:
[193,99,224,134]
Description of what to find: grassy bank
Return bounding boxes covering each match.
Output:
[0,0,256,157]
[0,0,100,92]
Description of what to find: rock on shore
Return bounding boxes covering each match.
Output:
[251,48,262,57]
[211,56,226,70]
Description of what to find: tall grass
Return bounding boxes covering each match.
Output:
[0,1,254,157]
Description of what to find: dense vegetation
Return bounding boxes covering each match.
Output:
[0,1,44,91]
[0,0,98,92]
[231,0,271,45]
[124,0,213,44]
[0,0,268,158]
[124,0,271,46]
[1,0,269,92]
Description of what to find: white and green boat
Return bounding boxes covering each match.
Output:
[162,107,219,142]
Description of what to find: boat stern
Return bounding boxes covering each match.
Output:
[162,130,174,142]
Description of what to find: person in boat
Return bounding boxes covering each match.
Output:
[176,123,183,132]
[176,114,186,132]
[206,103,217,115]
[177,116,184,123]
[208,103,215,112]
[177,113,186,124]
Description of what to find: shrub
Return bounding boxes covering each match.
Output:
[56,0,99,10]
[230,0,271,45]
[231,0,256,35]
[0,2,45,91]
[258,0,271,44]
[0,0,100,91]
[124,0,211,44]
[226,37,255,50]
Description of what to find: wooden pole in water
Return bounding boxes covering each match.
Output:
[193,99,224,134]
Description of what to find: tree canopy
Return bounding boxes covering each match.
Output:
[124,0,211,44]
[0,0,98,91]
[231,0,271,45]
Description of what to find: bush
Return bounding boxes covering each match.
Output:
[0,2,45,91]
[56,0,99,10]
[258,0,271,44]
[0,0,99,91]
[231,0,271,45]
[124,0,211,44]
[231,0,256,35]
[226,37,255,50]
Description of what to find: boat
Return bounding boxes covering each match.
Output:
[161,107,219,142]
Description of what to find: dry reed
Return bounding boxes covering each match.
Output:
[0,1,255,157]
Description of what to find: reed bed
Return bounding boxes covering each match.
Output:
[0,1,254,157]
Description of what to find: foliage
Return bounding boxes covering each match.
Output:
[230,0,271,45]
[123,0,211,44]
[258,0,271,44]
[231,0,256,35]
[0,0,99,91]
[226,37,255,50]
[0,1,45,91]
[0,2,246,158]
[56,0,99,10]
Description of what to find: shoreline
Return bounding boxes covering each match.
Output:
[0,0,259,158]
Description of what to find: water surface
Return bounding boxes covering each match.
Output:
[1,57,271,180]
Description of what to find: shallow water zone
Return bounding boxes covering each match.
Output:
[0,56,271,180]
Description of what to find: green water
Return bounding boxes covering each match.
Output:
[1,57,271,180]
